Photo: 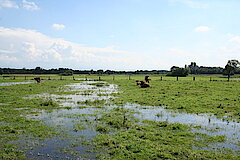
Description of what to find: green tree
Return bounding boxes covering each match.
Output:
[223,60,240,81]
[167,66,189,77]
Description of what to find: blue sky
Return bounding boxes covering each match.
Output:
[0,0,240,70]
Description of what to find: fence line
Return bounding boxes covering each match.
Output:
[0,75,240,82]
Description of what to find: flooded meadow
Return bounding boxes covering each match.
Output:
[1,79,240,159]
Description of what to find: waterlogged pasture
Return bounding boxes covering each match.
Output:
[0,76,240,159]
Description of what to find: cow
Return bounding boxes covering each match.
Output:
[34,77,41,83]
[136,80,141,85]
[139,81,151,88]
[145,76,151,83]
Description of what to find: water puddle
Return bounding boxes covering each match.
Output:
[0,103,10,105]
[0,81,33,86]
[131,105,240,151]
[23,80,240,159]
[22,81,118,159]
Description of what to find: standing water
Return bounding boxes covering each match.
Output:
[23,81,239,159]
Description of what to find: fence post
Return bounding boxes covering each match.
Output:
[160,76,163,81]
[99,76,101,81]
[176,76,179,81]
[193,77,195,81]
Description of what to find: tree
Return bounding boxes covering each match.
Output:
[167,66,189,77]
[223,60,240,81]
[188,62,199,74]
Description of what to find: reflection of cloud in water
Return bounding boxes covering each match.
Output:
[25,81,240,158]
[131,105,240,151]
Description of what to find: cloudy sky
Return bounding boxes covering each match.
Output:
[0,0,240,70]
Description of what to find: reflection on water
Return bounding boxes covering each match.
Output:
[0,81,33,86]
[131,105,240,151]
[24,80,240,159]
[23,81,118,159]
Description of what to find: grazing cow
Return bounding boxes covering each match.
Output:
[145,76,151,83]
[34,77,41,83]
[139,81,151,88]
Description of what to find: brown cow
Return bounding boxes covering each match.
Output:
[139,81,151,88]
[145,76,151,83]
[34,77,41,83]
[136,80,141,85]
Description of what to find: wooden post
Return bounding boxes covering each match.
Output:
[193,77,195,81]
[160,76,163,81]
[99,76,101,81]
[176,76,179,81]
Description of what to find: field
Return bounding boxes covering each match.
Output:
[0,74,239,159]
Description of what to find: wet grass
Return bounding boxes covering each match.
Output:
[105,77,240,121]
[0,79,76,159]
[93,107,239,160]
[1,75,240,159]
[77,99,107,106]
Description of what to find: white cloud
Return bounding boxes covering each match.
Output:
[0,0,19,8]
[217,35,240,62]
[22,0,39,11]
[0,26,145,70]
[52,24,65,30]
[194,26,210,32]
[229,36,240,44]
[169,0,208,9]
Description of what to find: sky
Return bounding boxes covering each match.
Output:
[0,0,240,71]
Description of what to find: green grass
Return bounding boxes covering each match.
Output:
[1,75,240,159]
[104,77,240,121]
[0,79,76,159]
[93,107,238,160]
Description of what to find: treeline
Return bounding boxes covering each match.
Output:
[1,62,239,75]
[0,67,168,75]
[187,62,240,74]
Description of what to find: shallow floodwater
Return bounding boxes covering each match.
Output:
[23,81,118,159]
[132,105,240,151]
[24,80,240,159]
[0,81,33,86]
